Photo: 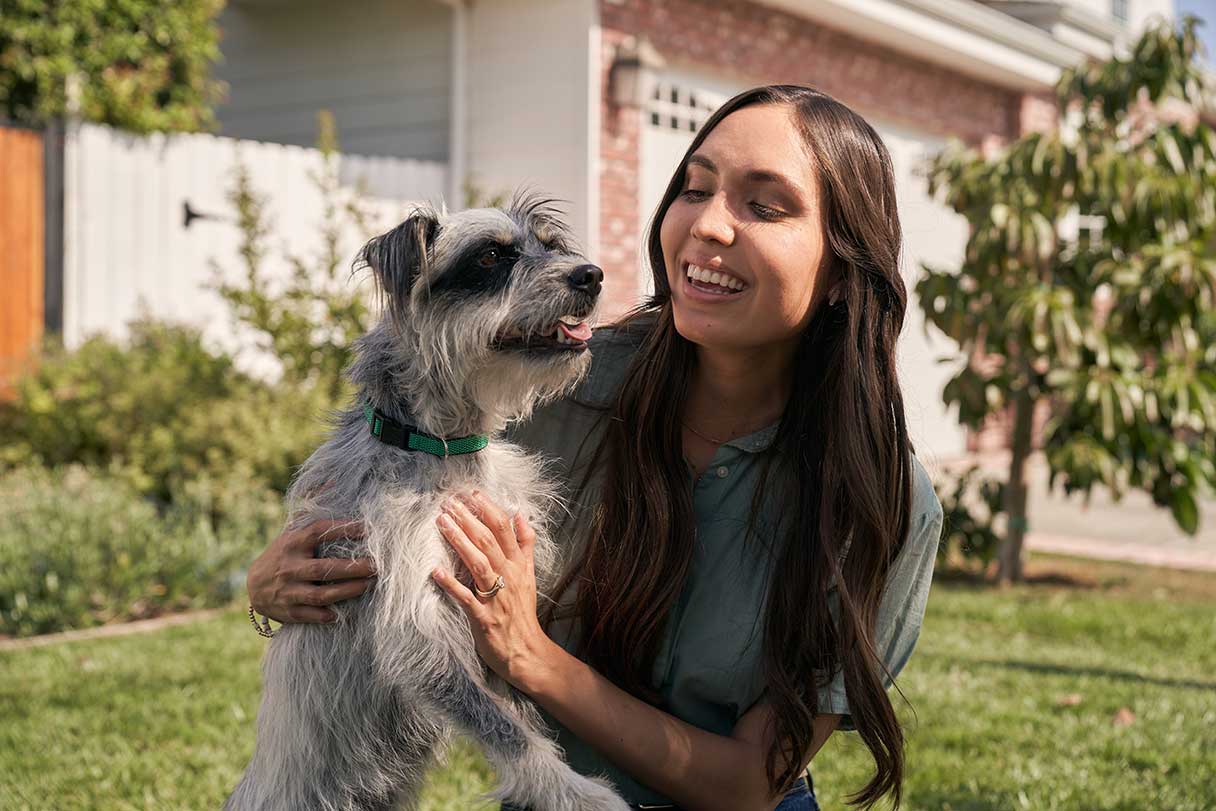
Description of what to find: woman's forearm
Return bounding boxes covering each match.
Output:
[519,639,835,811]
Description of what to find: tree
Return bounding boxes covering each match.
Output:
[212,111,378,402]
[0,0,225,133]
[918,17,1216,583]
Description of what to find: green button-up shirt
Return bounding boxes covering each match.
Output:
[504,324,944,806]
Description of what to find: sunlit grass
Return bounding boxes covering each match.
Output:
[2,554,1213,810]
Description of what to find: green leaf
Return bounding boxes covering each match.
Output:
[1170,487,1200,535]
[1161,131,1187,174]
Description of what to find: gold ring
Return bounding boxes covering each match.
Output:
[475,575,506,598]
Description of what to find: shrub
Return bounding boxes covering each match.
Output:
[0,320,330,500]
[211,111,376,402]
[0,0,225,132]
[934,465,1005,573]
[0,465,282,637]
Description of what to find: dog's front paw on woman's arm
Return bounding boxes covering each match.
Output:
[248,519,376,624]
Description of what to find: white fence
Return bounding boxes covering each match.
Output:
[61,122,448,358]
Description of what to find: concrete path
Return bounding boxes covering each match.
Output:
[934,451,1216,573]
[0,608,228,652]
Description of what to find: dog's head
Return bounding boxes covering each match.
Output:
[356,193,602,428]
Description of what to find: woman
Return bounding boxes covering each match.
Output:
[247,85,944,811]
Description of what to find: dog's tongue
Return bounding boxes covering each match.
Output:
[557,321,592,342]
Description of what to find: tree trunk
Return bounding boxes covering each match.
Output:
[997,389,1036,584]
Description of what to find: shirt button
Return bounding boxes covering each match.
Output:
[715,466,729,478]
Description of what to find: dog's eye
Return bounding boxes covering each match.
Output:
[478,248,500,269]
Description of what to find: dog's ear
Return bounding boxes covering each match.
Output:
[358,208,440,322]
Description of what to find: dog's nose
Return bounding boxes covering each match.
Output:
[567,264,603,296]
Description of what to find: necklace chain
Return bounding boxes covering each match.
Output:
[681,420,729,445]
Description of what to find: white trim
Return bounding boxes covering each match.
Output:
[586,12,602,264]
[446,0,467,209]
[761,0,1085,90]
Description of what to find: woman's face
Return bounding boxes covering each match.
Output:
[660,103,830,354]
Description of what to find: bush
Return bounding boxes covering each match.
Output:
[0,465,282,637]
[0,320,331,500]
[935,465,1005,573]
[0,0,225,132]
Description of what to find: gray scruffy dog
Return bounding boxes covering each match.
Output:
[226,195,628,811]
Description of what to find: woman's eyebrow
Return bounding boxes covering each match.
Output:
[687,154,806,198]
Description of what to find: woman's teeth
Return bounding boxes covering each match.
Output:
[686,264,746,293]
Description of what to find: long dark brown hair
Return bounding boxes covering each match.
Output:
[545,85,914,808]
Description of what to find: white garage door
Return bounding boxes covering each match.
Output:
[637,70,969,462]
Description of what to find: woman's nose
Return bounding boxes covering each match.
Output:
[689,192,735,245]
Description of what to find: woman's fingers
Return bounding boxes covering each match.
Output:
[284,605,338,624]
[513,513,536,560]
[437,513,500,592]
[288,518,366,553]
[431,567,489,620]
[459,491,520,560]
[288,578,376,607]
[443,496,508,567]
[297,557,377,582]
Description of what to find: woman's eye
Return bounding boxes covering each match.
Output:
[680,188,710,201]
[751,202,785,221]
[478,249,499,268]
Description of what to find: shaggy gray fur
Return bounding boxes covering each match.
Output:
[225,196,627,811]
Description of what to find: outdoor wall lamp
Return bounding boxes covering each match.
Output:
[609,36,664,108]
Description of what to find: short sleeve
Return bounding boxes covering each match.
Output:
[817,455,944,731]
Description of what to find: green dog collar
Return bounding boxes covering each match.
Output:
[363,403,488,458]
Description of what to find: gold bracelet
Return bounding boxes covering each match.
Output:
[248,604,276,639]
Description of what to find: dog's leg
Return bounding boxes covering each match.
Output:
[424,662,628,811]
[394,603,628,811]
[226,610,443,811]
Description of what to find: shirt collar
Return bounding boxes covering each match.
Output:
[721,421,779,454]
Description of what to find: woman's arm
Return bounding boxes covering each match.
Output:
[525,643,840,811]
[432,492,839,811]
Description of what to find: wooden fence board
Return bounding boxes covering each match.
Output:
[0,126,44,394]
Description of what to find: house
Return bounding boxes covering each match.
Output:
[205,0,1182,458]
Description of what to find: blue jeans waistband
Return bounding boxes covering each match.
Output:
[500,775,813,811]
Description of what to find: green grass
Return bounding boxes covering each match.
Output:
[2,554,1214,811]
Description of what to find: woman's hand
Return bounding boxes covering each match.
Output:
[431,491,559,690]
[247,519,376,623]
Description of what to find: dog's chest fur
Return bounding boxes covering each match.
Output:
[292,416,563,622]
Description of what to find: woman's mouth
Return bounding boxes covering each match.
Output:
[683,263,748,297]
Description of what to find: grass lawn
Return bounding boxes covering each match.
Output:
[2,553,1213,811]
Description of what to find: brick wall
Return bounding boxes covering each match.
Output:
[598,25,645,318]
[595,0,1028,314]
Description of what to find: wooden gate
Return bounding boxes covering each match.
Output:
[0,125,44,394]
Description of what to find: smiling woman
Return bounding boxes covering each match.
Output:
[246,85,943,811]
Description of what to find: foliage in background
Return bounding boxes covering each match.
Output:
[918,17,1216,582]
[212,110,378,401]
[0,320,325,500]
[0,0,226,132]
[462,176,510,209]
[933,467,1005,572]
[0,465,281,637]
[0,112,390,637]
